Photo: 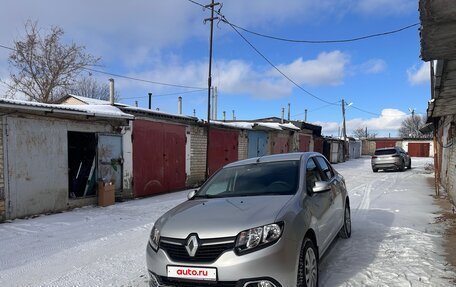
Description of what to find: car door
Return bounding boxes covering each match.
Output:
[315,156,344,239]
[305,157,334,251]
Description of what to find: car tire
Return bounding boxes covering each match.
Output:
[297,237,318,287]
[407,159,412,169]
[372,168,378,173]
[399,160,405,172]
[339,203,351,239]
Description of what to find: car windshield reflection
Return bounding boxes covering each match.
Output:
[196,160,300,198]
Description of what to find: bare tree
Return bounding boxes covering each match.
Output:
[69,77,119,101]
[5,21,99,103]
[398,114,428,138]
[352,127,377,139]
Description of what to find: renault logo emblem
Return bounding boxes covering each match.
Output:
[185,235,199,257]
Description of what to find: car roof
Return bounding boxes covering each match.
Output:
[375,147,398,150]
[224,152,321,168]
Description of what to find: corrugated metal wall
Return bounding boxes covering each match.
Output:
[132,120,186,197]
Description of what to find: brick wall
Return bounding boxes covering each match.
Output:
[238,130,248,160]
[187,125,207,186]
[0,116,4,222]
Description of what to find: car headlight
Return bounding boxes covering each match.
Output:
[235,222,283,255]
[149,225,160,252]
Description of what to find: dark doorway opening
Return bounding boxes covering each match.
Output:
[68,132,97,198]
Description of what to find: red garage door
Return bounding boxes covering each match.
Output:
[314,137,324,153]
[408,143,430,157]
[375,140,397,149]
[208,129,239,175]
[299,134,311,152]
[133,120,186,197]
[272,134,289,154]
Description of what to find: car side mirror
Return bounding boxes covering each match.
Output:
[187,190,197,200]
[312,181,331,193]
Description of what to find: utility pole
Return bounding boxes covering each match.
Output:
[204,0,219,180]
[342,99,348,160]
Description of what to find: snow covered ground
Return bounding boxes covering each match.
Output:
[0,157,454,286]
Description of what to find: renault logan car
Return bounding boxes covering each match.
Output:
[371,147,411,172]
[146,152,351,287]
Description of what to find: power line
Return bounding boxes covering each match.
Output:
[350,105,381,116]
[0,43,207,90]
[0,44,15,51]
[121,88,207,100]
[83,67,206,90]
[221,21,420,44]
[221,15,338,106]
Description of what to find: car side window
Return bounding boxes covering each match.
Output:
[315,156,334,180]
[306,158,322,193]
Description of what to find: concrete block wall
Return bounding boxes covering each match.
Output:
[238,130,248,160]
[187,125,207,187]
[0,117,4,222]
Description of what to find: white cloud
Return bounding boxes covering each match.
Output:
[274,51,350,86]
[117,51,349,99]
[314,108,407,136]
[355,0,415,15]
[361,59,387,74]
[407,62,430,86]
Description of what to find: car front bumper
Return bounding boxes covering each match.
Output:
[146,236,299,287]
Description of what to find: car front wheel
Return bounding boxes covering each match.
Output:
[297,237,318,287]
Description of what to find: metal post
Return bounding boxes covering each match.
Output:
[287,103,291,121]
[342,99,347,160]
[204,0,219,180]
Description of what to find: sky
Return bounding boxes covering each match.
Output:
[0,0,431,137]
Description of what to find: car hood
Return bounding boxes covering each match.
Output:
[156,195,293,239]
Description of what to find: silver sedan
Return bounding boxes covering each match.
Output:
[146,152,351,287]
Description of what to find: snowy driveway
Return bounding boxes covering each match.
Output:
[0,157,454,286]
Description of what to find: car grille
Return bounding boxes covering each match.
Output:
[160,236,236,263]
[158,276,237,287]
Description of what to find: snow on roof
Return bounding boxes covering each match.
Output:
[211,121,254,129]
[63,95,195,120]
[0,98,133,119]
[121,106,197,120]
[211,121,301,131]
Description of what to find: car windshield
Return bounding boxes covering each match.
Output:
[195,160,300,198]
[375,149,396,156]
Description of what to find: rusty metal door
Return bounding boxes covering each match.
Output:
[408,143,430,157]
[299,134,311,152]
[375,140,396,149]
[98,134,123,193]
[272,134,289,154]
[208,129,239,175]
[132,120,186,197]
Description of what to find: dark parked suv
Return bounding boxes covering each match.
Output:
[371,147,411,172]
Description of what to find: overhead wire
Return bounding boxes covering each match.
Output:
[121,88,207,100]
[222,21,420,44]
[220,15,338,106]
[0,43,207,90]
